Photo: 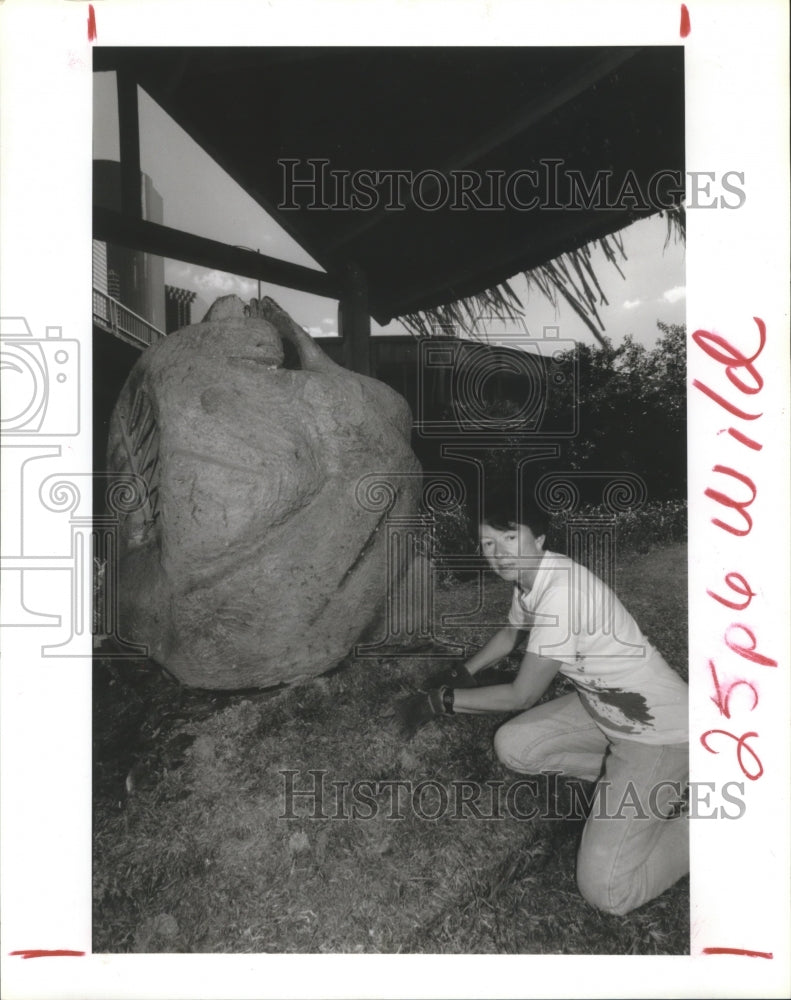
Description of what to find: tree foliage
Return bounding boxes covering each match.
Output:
[551,321,686,500]
[468,322,687,503]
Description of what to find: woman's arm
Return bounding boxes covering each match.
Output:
[452,650,563,714]
[393,638,561,739]
[464,625,522,676]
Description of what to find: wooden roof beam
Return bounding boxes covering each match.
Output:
[339,263,371,376]
[116,69,142,219]
[93,206,340,301]
[134,75,339,283]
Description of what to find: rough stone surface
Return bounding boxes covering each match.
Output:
[107,296,422,689]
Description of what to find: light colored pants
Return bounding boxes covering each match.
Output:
[494,692,689,916]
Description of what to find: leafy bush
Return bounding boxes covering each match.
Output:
[548,499,688,554]
[415,323,687,505]
[538,323,686,502]
[430,498,687,582]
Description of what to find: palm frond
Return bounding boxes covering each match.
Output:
[663,203,686,249]
[397,204,686,346]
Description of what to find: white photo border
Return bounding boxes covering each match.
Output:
[0,1,788,997]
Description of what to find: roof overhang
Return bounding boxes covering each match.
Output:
[93,45,684,325]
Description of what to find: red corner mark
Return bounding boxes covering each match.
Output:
[703,947,773,959]
[88,4,98,42]
[680,4,691,37]
[10,950,86,960]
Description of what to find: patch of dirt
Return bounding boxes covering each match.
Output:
[93,545,690,954]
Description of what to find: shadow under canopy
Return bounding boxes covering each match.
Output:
[93,45,685,341]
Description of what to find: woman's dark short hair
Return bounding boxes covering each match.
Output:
[473,481,549,538]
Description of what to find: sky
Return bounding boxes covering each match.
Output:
[93,71,685,348]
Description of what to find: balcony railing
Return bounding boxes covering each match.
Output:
[92,287,166,349]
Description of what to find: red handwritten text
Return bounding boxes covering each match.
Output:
[680,4,691,38]
[706,572,756,610]
[694,319,770,781]
[696,317,775,958]
[10,950,86,960]
[702,947,773,959]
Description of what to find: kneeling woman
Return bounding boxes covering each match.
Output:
[396,491,689,916]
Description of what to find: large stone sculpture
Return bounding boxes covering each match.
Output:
[107,296,422,689]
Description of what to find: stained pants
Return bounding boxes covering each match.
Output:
[494,692,689,915]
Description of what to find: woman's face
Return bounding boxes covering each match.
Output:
[479,522,546,587]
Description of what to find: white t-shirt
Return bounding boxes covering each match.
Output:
[508,551,688,745]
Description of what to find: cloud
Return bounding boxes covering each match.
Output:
[321,317,336,327]
[661,285,686,304]
[166,262,255,301]
[193,271,252,297]
[307,326,324,337]
[165,263,256,302]
[622,298,642,310]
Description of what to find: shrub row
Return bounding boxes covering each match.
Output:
[429,498,688,582]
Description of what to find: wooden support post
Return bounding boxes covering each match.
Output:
[339,262,371,377]
[116,70,142,218]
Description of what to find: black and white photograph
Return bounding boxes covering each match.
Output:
[0,2,788,998]
[90,44,691,955]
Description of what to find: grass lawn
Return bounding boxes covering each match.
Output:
[93,541,689,954]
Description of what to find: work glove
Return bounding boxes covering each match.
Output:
[425,661,478,689]
[394,688,450,741]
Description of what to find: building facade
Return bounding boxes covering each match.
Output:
[93,159,166,333]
